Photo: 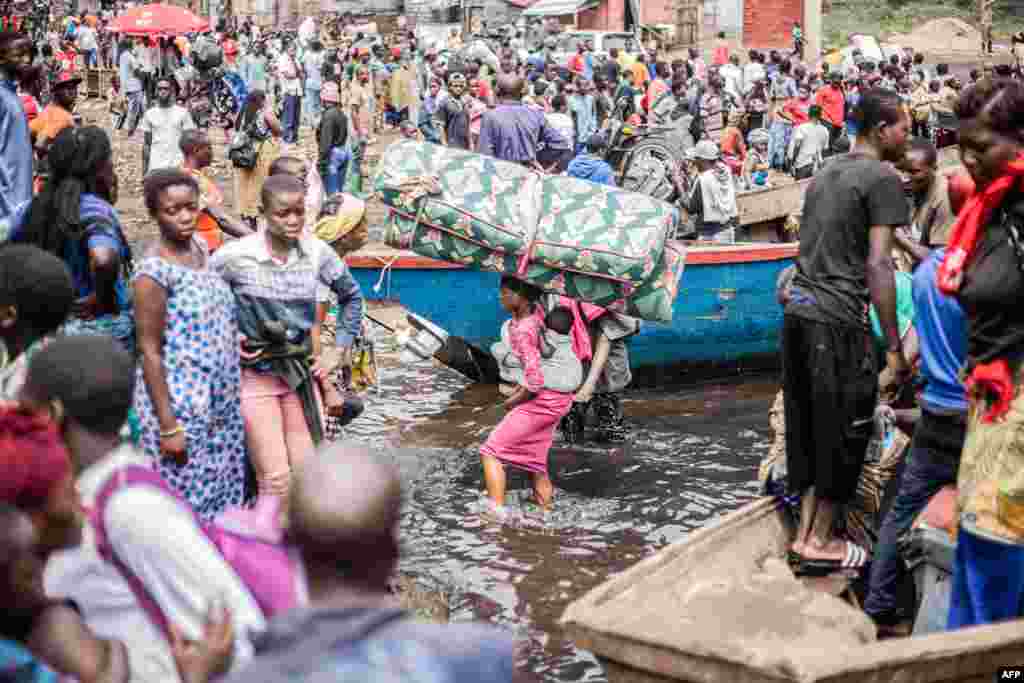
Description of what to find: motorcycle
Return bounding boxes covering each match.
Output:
[605,96,694,203]
[186,66,247,130]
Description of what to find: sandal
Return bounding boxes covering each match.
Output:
[794,541,869,577]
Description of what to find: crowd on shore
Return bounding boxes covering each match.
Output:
[1,7,1024,681]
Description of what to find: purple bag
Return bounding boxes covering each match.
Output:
[88,464,300,640]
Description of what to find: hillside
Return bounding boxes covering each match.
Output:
[823,0,1024,51]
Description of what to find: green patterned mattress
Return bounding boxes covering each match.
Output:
[374,140,685,323]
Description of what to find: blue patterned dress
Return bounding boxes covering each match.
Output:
[132,254,247,520]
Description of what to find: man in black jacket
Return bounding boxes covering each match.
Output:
[317,81,349,196]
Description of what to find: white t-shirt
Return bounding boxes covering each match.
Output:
[77,25,97,51]
[141,105,196,172]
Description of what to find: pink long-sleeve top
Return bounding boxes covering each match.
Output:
[508,310,545,393]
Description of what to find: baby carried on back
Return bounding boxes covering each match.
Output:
[491,304,583,393]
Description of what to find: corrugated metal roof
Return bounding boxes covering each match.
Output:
[522,0,596,17]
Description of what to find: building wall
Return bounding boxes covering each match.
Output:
[576,0,670,31]
[641,0,672,25]
[742,0,800,48]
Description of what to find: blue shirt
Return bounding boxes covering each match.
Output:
[568,93,597,144]
[11,194,133,312]
[582,53,594,81]
[567,153,616,186]
[477,103,567,164]
[913,249,968,413]
[0,79,33,233]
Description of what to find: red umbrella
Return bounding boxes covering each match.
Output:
[109,4,209,36]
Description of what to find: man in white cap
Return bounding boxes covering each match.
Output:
[317,81,349,195]
[684,140,739,243]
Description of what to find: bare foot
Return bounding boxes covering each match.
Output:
[801,537,854,561]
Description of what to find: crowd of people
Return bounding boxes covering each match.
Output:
[2,5,1024,679]
[770,75,1024,636]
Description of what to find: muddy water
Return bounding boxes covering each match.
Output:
[345,337,778,681]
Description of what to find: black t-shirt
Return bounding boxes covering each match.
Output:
[437,96,471,150]
[956,193,1024,366]
[786,153,909,329]
[604,59,620,85]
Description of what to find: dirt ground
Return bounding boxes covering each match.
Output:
[74,97,393,251]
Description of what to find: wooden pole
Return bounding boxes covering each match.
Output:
[803,0,821,63]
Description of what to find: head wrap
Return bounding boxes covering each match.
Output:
[0,409,72,510]
[313,195,367,245]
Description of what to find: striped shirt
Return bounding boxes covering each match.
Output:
[210,231,364,350]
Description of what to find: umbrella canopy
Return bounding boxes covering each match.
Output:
[109,4,209,37]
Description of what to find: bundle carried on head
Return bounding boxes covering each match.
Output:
[373,140,686,323]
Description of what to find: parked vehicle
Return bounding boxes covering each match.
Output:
[549,31,644,68]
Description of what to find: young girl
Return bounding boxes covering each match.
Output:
[481,277,578,514]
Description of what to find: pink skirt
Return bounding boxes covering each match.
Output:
[480,390,575,475]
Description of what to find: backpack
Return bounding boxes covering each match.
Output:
[88,464,300,641]
[193,37,223,72]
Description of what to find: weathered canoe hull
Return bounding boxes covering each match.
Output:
[347,243,797,377]
[560,497,1024,683]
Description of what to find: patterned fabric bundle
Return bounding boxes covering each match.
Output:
[374,140,686,323]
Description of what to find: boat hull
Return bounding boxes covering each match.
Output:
[560,497,1024,683]
[348,243,797,377]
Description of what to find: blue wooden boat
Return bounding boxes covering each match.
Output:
[347,242,797,380]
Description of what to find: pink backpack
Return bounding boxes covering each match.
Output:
[88,464,300,640]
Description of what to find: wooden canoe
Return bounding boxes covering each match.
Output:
[560,497,1024,683]
[347,242,797,379]
[737,145,963,226]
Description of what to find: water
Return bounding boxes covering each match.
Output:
[344,336,778,681]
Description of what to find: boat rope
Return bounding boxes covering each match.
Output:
[373,255,400,298]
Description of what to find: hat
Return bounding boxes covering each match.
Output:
[321,82,340,103]
[690,140,721,161]
[52,72,83,89]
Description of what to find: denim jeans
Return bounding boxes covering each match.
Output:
[863,410,964,620]
[281,94,301,143]
[122,91,145,133]
[84,49,97,68]
[304,85,322,127]
[324,146,351,196]
[419,110,440,143]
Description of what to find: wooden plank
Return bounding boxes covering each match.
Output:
[737,145,963,226]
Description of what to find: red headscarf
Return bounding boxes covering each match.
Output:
[0,409,72,509]
[937,153,1024,421]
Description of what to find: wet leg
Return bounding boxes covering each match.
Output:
[480,454,507,506]
[531,473,554,509]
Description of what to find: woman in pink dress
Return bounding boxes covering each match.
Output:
[481,277,576,513]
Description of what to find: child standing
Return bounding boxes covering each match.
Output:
[481,277,579,514]
[210,174,364,505]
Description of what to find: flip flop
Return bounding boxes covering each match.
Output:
[794,541,869,577]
